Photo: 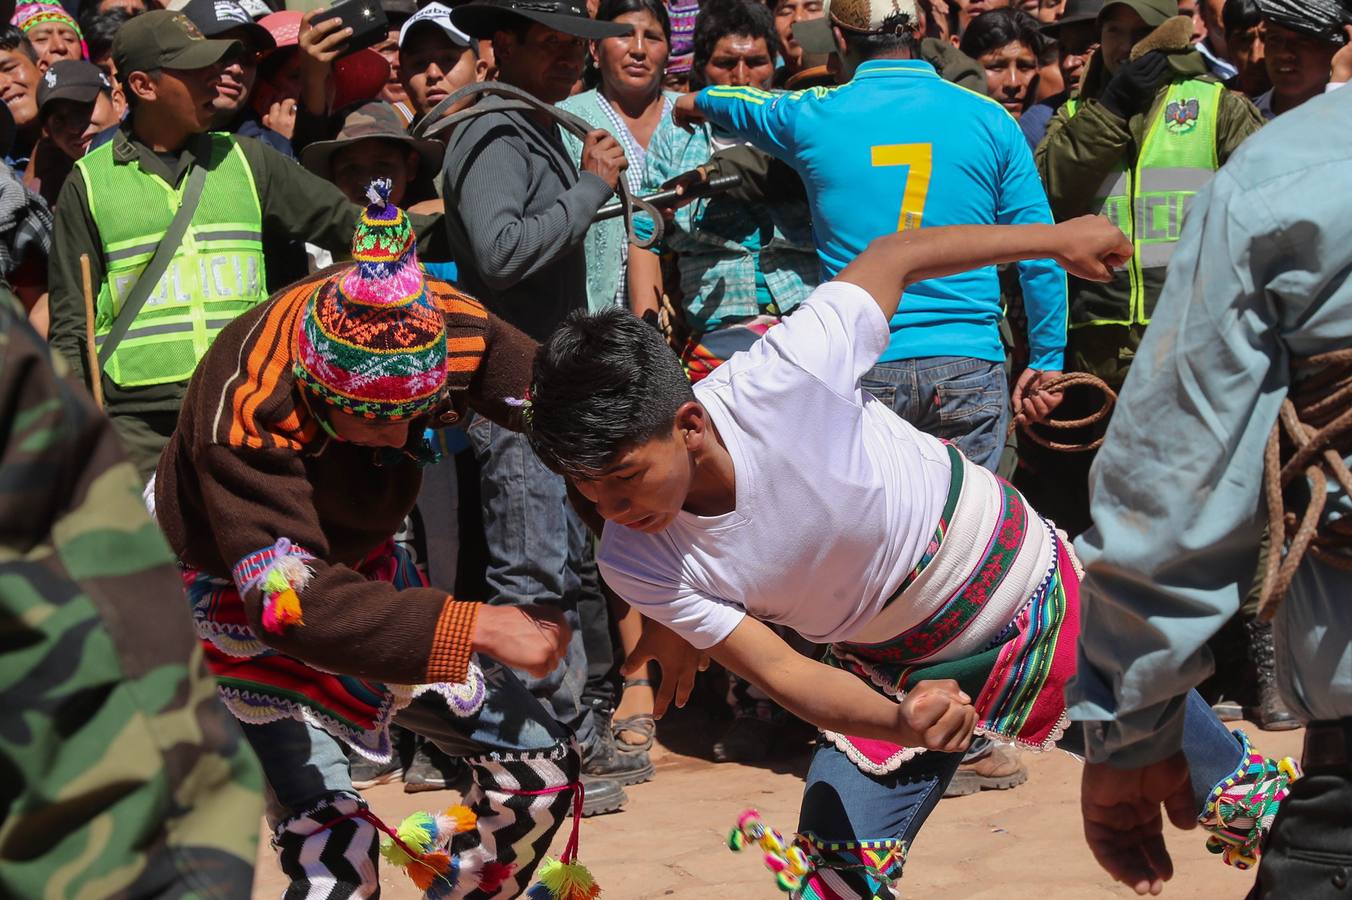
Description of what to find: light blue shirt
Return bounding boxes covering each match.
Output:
[1068,84,1352,766]
[695,60,1068,370]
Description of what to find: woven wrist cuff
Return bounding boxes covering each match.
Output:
[426,600,480,684]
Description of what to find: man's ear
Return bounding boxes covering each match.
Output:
[127,70,157,104]
[675,400,706,449]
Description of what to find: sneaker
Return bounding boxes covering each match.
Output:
[712,714,776,764]
[350,753,405,790]
[404,742,469,794]
[583,725,655,786]
[943,743,1028,798]
[579,774,628,817]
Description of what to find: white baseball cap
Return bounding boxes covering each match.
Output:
[792,0,921,54]
[399,2,474,48]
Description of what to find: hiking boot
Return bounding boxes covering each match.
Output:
[582,722,654,786]
[579,775,627,817]
[349,753,404,790]
[943,743,1028,798]
[404,741,469,794]
[712,713,776,763]
[1244,618,1300,732]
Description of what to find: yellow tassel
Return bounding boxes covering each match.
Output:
[535,857,601,899]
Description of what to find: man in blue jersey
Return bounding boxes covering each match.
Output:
[671,0,1067,796]
[671,0,1067,475]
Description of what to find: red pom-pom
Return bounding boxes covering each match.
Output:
[479,861,515,893]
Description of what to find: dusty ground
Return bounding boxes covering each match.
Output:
[251,709,1301,899]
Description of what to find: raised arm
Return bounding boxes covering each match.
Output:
[837,215,1132,323]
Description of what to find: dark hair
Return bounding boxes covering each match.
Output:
[690,0,780,90]
[81,8,137,63]
[841,11,920,60]
[597,0,672,41]
[527,307,696,477]
[958,8,1047,61]
[1221,0,1262,34]
[0,26,37,62]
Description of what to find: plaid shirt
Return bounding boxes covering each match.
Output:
[0,163,51,284]
[639,116,818,333]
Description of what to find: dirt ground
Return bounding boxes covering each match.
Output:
[251,709,1302,899]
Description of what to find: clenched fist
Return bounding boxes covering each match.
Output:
[897,679,977,753]
[471,603,571,677]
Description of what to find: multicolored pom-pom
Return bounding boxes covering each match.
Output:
[379,805,488,896]
[728,809,813,893]
[257,552,311,634]
[527,856,602,900]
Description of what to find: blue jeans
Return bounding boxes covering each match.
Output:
[466,414,597,750]
[797,690,1244,897]
[863,356,1009,474]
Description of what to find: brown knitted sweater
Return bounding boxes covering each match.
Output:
[155,266,536,686]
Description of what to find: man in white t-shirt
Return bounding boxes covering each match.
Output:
[524,218,1296,898]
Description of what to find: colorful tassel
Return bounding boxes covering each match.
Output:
[379,810,461,894]
[237,540,313,635]
[479,861,515,894]
[728,809,813,893]
[528,857,601,900]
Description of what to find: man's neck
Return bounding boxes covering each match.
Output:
[132,108,193,153]
[1273,83,1325,116]
[498,73,562,127]
[683,424,737,517]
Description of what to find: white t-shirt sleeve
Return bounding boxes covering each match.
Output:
[756,280,890,400]
[598,526,746,650]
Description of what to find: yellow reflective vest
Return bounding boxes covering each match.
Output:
[1065,79,1222,328]
[76,133,267,387]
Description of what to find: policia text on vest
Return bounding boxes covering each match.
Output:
[1064,79,1222,329]
[77,133,266,388]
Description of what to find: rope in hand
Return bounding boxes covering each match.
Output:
[412,81,665,250]
[1258,347,1352,620]
[1009,371,1119,453]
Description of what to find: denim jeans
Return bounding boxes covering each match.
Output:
[466,414,598,750]
[862,356,1009,474]
[245,658,572,823]
[797,690,1244,896]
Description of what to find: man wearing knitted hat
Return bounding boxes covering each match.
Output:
[10,0,83,70]
[155,181,581,900]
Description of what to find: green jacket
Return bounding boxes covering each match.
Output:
[1035,48,1263,222]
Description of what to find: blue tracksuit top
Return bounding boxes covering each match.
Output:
[696,59,1067,369]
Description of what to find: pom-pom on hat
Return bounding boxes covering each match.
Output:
[294,178,448,421]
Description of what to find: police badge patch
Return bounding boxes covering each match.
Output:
[1165,97,1200,134]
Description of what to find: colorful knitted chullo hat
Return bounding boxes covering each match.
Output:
[294,179,448,421]
[12,1,83,41]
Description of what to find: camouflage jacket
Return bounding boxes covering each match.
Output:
[0,293,262,899]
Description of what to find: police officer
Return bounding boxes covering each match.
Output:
[46,10,400,479]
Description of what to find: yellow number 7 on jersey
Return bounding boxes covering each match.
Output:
[871,143,933,232]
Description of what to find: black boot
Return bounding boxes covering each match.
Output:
[1243,618,1300,732]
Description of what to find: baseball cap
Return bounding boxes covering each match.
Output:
[300,99,444,180]
[793,0,921,54]
[1098,0,1178,28]
[399,2,473,48]
[181,0,278,52]
[37,60,113,118]
[1041,0,1104,33]
[112,9,242,76]
[451,0,630,41]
